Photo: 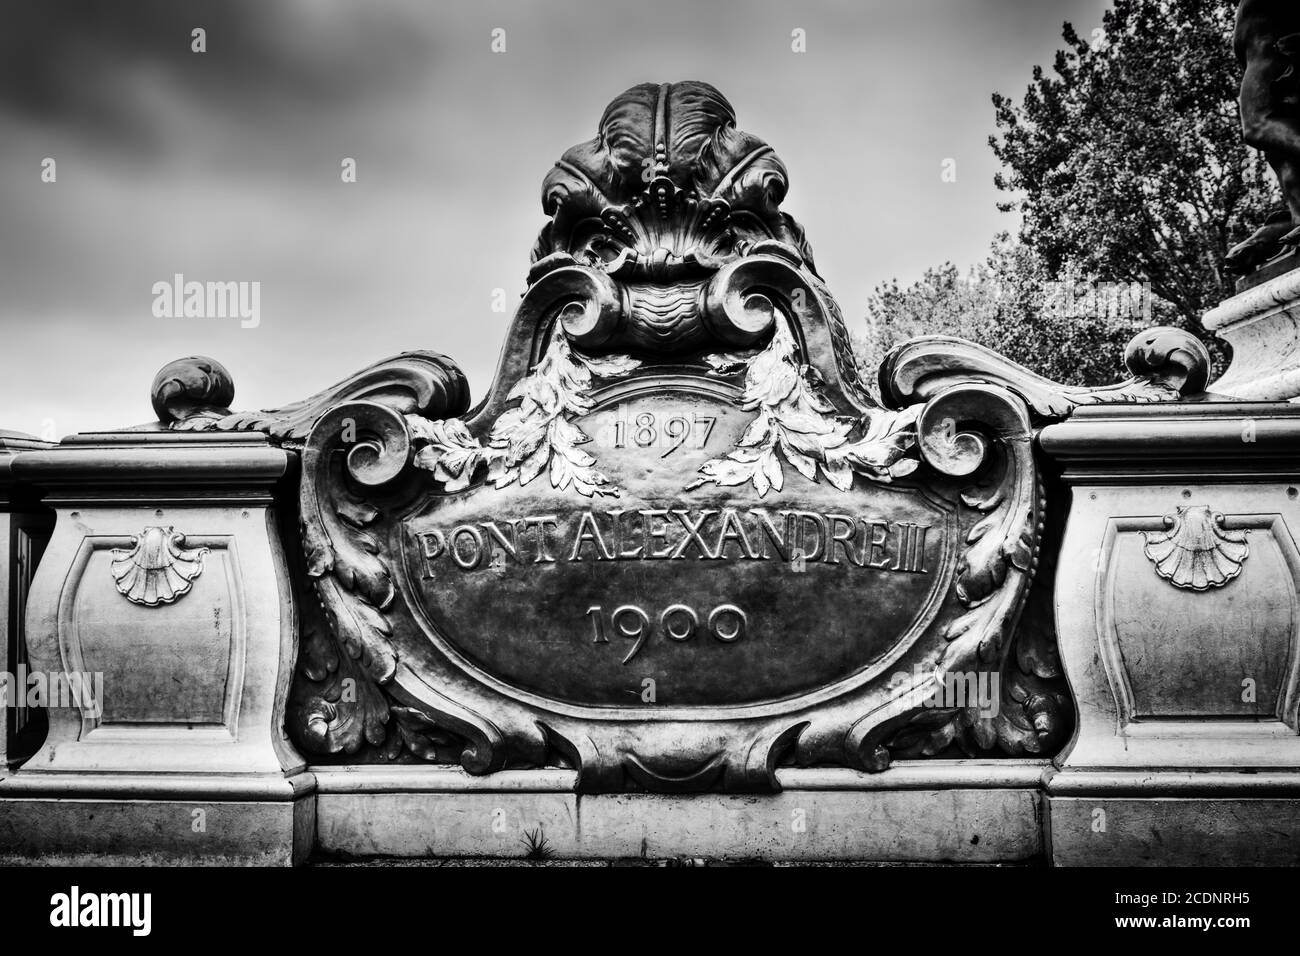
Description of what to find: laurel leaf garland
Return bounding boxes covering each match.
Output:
[689,319,920,496]
[410,336,641,498]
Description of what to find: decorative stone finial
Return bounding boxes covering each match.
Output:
[151,355,235,425]
[528,81,817,354]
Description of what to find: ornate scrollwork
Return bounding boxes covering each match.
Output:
[879,326,1212,418]
[154,351,470,448]
[1143,505,1249,590]
[289,399,496,765]
[300,402,407,683]
[881,385,1052,763]
[785,383,1044,773]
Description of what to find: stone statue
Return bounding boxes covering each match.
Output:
[1225,0,1300,275]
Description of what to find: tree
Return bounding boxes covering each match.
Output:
[861,0,1281,387]
[857,234,1156,391]
[990,0,1277,332]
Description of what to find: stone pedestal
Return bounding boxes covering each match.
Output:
[1204,266,1300,401]
[0,432,314,865]
[1040,403,1300,865]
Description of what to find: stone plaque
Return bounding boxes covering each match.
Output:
[401,380,957,708]
[287,82,1048,792]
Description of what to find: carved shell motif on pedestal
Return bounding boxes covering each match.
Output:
[110,527,208,606]
[1142,505,1248,591]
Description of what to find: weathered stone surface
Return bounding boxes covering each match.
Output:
[0,792,314,866]
[0,433,314,863]
[1048,796,1300,866]
[314,764,1043,862]
[1205,268,1300,400]
[13,438,301,776]
[1042,407,1300,773]
[1039,402,1300,864]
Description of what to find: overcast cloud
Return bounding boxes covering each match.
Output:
[0,0,1110,438]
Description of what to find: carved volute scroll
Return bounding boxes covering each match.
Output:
[879,326,1211,420]
[154,81,1211,792]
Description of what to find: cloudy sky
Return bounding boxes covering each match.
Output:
[0,0,1110,438]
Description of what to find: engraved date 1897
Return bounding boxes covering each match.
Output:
[604,406,716,459]
[587,602,747,664]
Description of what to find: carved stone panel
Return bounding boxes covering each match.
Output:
[71,534,237,731]
[1113,514,1291,719]
[401,373,957,710]
[1050,476,1300,772]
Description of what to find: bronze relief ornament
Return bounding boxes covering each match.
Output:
[153,82,1209,791]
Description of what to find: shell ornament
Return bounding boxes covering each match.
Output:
[110,527,208,607]
[1142,505,1248,591]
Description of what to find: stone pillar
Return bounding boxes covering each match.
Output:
[1041,403,1300,865]
[1204,268,1300,401]
[0,431,314,865]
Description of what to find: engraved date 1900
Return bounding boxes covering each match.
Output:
[586,602,747,664]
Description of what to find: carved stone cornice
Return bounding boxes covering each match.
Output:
[1203,266,1300,402]
[1038,402,1300,482]
[10,436,289,504]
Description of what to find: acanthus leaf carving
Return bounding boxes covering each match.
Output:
[885,460,1070,763]
[291,398,473,765]
[290,616,390,755]
[409,335,641,498]
[300,402,408,687]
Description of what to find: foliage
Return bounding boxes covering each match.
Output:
[856,235,1156,389]
[990,0,1276,328]
[860,0,1280,388]
[520,827,553,861]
